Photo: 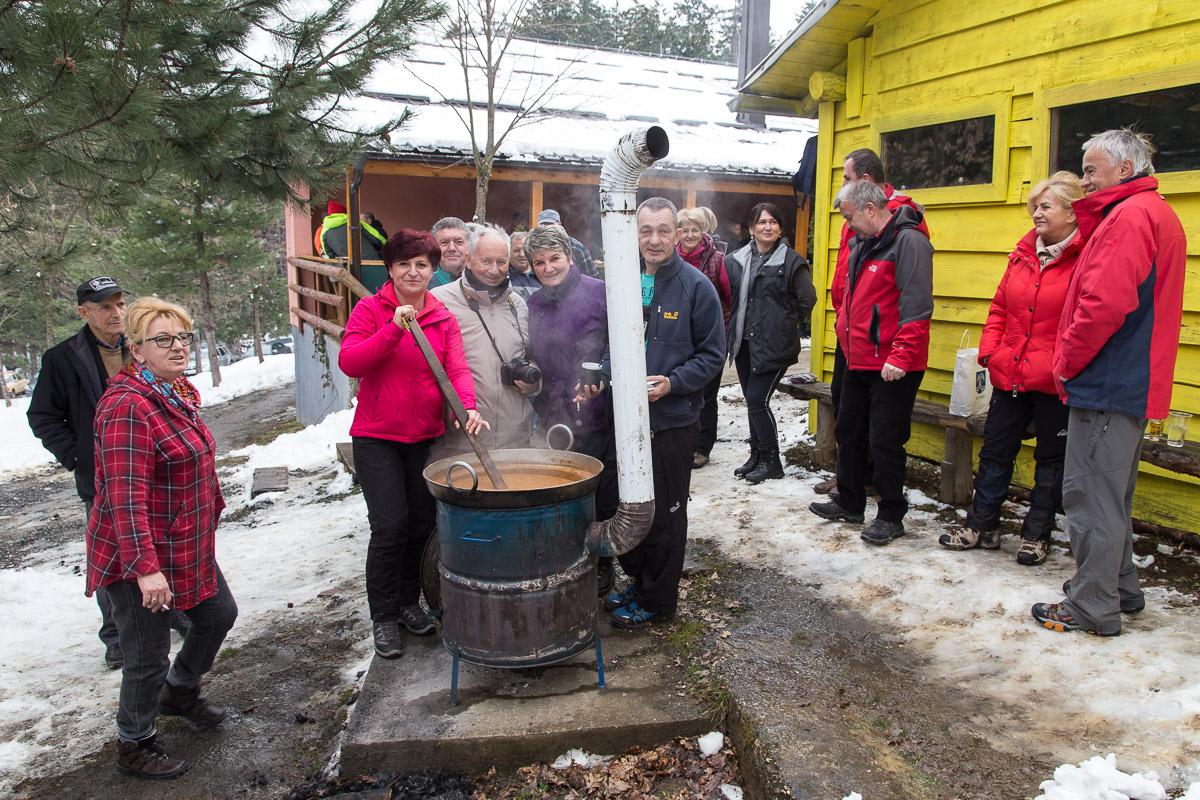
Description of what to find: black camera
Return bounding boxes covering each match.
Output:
[501,357,542,386]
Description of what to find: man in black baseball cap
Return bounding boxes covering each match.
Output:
[29,276,187,668]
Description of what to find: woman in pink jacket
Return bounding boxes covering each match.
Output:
[939,172,1083,565]
[338,228,487,659]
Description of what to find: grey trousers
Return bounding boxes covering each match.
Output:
[1061,407,1145,635]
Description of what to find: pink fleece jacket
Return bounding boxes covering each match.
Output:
[339,282,476,443]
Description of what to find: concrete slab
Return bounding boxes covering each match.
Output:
[250,466,289,497]
[341,618,712,777]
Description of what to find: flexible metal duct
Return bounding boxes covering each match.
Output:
[585,126,669,557]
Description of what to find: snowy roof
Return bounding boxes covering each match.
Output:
[346,34,815,178]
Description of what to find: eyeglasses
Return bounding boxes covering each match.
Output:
[143,332,196,349]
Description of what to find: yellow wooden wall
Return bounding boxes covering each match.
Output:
[808,0,1200,532]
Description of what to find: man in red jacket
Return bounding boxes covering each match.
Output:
[809,180,934,545]
[815,149,931,495]
[1033,129,1187,636]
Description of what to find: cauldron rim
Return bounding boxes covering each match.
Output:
[423,448,603,509]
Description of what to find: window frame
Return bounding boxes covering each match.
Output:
[1032,64,1200,196]
[868,94,1012,205]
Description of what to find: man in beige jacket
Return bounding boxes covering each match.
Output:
[431,225,538,460]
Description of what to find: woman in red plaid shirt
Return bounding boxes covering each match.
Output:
[86,297,237,780]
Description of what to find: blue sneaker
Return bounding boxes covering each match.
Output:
[603,584,637,612]
[610,601,665,630]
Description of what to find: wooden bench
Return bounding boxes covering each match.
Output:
[777,376,1200,505]
[777,377,986,504]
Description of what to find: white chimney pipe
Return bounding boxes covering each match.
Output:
[586,126,669,557]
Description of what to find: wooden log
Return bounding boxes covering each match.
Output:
[250,467,289,498]
[288,257,372,300]
[1139,439,1200,480]
[288,283,345,308]
[291,306,344,340]
[336,442,357,483]
[809,71,847,102]
[941,427,974,506]
[814,399,838,470]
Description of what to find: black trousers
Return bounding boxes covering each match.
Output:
[575,425,619,522]
[618,424,697,615]
[968,389,1068,540]
[353,436,437,620]
[834,369,924,522]
[696,373,723,457]
[734,347,788,457]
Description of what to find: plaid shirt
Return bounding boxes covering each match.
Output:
[86,371,224,610]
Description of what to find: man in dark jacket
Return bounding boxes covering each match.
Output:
[537,208,600,279]
[1032,129,1187,637]
[28,277,131,668]
[809,180,934,545]
[607,197,725,629]
[317,200,385,262]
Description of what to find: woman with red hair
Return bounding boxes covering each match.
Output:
[339,228,488,659]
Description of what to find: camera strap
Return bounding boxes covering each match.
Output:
[464,285,528,367]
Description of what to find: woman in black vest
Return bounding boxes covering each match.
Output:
[726,202,816,483]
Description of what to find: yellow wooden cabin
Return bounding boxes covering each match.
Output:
[733,0,1200,532]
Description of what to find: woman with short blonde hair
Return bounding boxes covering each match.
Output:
[939,170,1085,564]
[88,296,237,779]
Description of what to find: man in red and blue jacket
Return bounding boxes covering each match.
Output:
[1033,129,1187,637]
[809,180,934,545]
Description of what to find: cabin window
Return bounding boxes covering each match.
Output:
[880,115,994,190]
[1052,83,1200,174]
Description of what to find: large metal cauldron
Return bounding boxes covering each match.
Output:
[423,448,603,669]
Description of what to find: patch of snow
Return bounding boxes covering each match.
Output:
[191,352,295,406]
[906,488,946,510]
[693,390,1200,776]
[1133,554,1155,569]
[1179,783,1200,800]
[720,784,744,800]
[0,397,56,476]
[1035,754,1166,800]
[551,748,612,769]
[842,793,864,800]
[698,730,724,756]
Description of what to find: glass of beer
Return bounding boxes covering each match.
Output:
[1166,411,1192,448]
[1145,418,1165,442]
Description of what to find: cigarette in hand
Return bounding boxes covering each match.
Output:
[159,604,170,612]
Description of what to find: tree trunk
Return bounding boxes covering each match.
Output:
[194,201,222,388]
[0,352,11,408]
[40,272,54,350]
[474,164,491,222]
[252,287,264,363]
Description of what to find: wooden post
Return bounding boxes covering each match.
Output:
[941,428,974,505]
[814,399,837,470]
[529,181,543,229]
[794,202,811,259]
[685,187,697,209]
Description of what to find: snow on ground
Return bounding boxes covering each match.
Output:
[0,353,295,481]
[0,405,366,792]
[691,387,1200,790]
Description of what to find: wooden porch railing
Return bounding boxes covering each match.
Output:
[287,256,374,339]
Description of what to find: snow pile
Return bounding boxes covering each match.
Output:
[551,749,612,769]
[842,793,864,800]
[191,352,295,406]
[697,731,725,756]
[0,397,55,475]
[0,354,296,480]
[1036,754,1167,799]
[691,387,1200,775]
[720,784,744,800]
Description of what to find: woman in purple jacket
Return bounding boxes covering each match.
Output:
[525,224,618,593]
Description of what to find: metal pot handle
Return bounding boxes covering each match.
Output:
[446,461,478,493]
[546,423,574,452]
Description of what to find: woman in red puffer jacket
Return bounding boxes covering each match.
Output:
[939,171,1084,566]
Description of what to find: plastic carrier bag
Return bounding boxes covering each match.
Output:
[948,331,992,416]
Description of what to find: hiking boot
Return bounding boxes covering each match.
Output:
[596,557,615,597]
[692,452,709,469]
[116,735,190,780]
[158,681,227,729]
[733,450,759,479]
[808,500,864,524]
[1016,539,1049,566]
[372,621,404,658]
[603,584,638,612]
[104,643,124,671]
[1031,602,1119,636]
[1061,580,1145,614]
[610,601,669,630]
[861,518,905,546]
[938,526,981,551]
[398,603,436,635]
[812,477,837,495]
[745,452,784,484]
[980,528,1002,550]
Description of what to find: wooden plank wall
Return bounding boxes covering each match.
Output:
[809,0,1200,531]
